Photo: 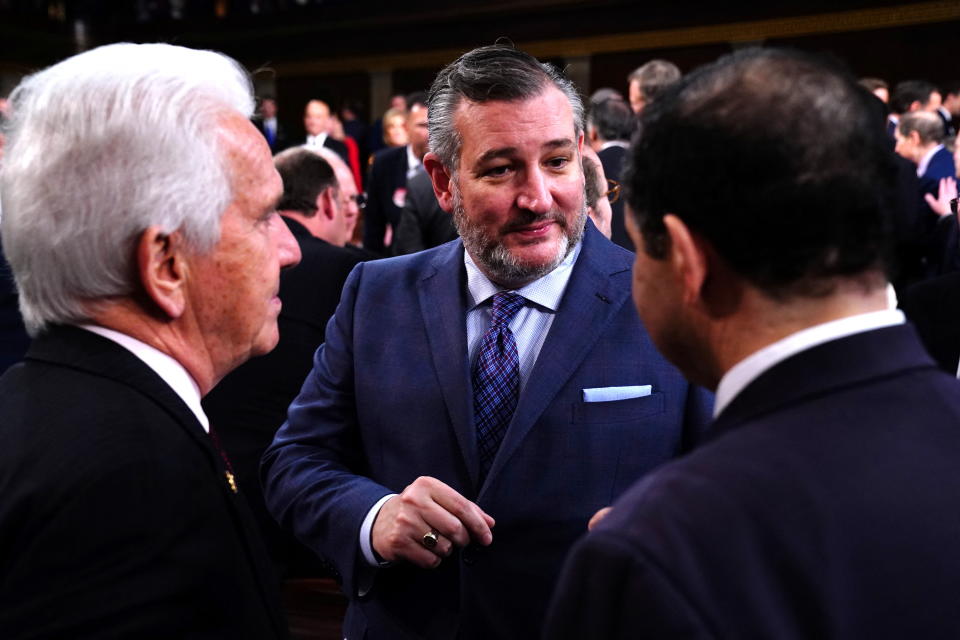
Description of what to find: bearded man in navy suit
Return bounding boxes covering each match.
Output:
[262,44,711,640]
[546,47,960,640]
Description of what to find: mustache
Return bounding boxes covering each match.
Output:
[501,208,568,234]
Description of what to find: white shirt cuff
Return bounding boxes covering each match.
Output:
[359,494,397,567]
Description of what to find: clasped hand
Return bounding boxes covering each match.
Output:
[371,476,495,568]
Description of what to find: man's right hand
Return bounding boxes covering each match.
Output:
[371,476,495,568]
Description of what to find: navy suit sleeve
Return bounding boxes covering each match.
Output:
[261,261,393,596]
[544,531,714,640]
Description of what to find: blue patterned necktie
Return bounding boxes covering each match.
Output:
[474,291,525,480]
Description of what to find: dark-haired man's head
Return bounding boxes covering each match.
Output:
[274,147,351,246]
[890,80,940,116]
[423,44,587,288]
[587,97,635,150]
[859,77,889,104]
[624,48,894,385]
[404,91,430,160]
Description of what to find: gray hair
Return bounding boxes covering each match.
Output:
[0,43,253,335]
[628,59,681,104]
[898,110,946,145]
[428,44,585,172]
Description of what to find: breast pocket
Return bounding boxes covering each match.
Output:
[571,391,665,424]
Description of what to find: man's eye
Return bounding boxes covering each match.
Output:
[547,156,569,169]
[484,165,510,178]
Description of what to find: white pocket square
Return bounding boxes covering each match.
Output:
[582,385,652,402]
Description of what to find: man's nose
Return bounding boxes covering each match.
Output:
[515,169,553,213]
[273,214,302,268]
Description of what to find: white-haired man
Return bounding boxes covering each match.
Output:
[0,43,299,637]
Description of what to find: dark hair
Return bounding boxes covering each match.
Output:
[625,47,895,299]
[588,97,635,142]
[405,91,428,110]
[890,80,937,115]
[859,77,888,93]
[274,148,337,216]
[427,44,584,170]
[583,155,602,208]
[941,81,960,98]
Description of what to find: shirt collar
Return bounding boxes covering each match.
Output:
[464,241,583,312]
[79,324,210,432]
[599,140,629,151]
[917,143,944,177]
[406,145,421,172]
[713,309,905,418]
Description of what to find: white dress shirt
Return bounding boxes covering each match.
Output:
[713,309,905,418]
[405,145,422,181]
[305,132,328,149]
[79,324,209,432]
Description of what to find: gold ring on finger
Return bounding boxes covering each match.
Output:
[422,530,439,549]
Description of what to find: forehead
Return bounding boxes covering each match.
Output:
[306,101,328,116]
[408,104,428,121]
[454,86,576,163]
[219,114,282,199]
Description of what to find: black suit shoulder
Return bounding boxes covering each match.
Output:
[0,327,287,638]
[901,271,960,374]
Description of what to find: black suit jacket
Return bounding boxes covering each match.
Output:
[0,245,29,374]
[203,216,365,576]
[393,169,457,255]
[597,144,633,251]
[0,326,288,638]
[547,324,960,639]
[363,145,409,255]
[901,271,960,374]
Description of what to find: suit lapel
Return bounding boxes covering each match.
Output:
[481,226,632,493]
[417,242,480,489]
[26,326,287,633]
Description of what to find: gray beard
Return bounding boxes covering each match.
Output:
[451,183,587,287]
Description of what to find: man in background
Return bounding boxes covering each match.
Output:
[363,92,430,254]
[627,59,680,114]
[0,42,299,637]
[547,47,960,639]
[254,96,289,153]
[303,98,350,165]
[204,147,365,578]
[587,95,634,249]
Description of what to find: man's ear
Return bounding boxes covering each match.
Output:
[423,152,454,213]
[136,226,187,320]
[663,214,707,305]
[319,187,337,221]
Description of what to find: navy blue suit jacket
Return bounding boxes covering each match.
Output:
[546,323,960,639]
[262,222,712,639]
